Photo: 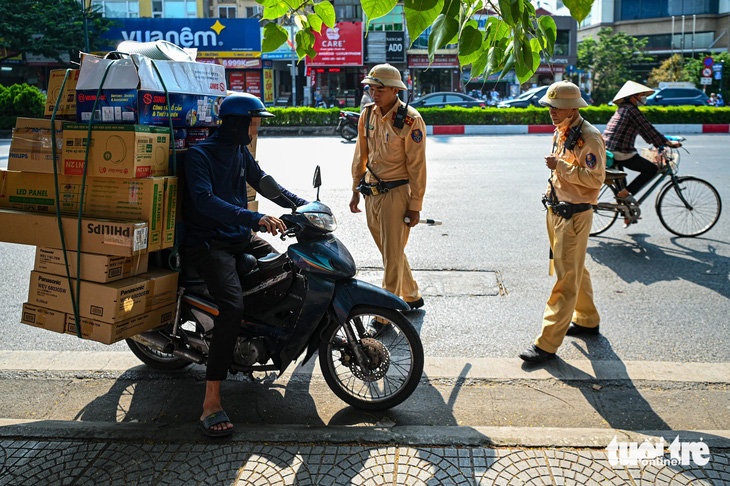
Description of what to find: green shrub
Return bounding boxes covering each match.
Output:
[0,84,46,129]
[258,105,730,126]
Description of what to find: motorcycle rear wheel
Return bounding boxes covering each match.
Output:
[319,305,423,411]
[126,334,192,371]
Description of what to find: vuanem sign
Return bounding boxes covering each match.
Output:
[100,19,261,58]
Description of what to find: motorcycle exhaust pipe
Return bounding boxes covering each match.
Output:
[130,331,205,364]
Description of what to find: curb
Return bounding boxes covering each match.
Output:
[0,419,727,448]
[428,124,730,136]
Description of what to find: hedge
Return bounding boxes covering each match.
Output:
[260,105,730,127]
[0,84,45,129]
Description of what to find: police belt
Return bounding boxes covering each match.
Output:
[542,196,592,220]
[358,179,409,196]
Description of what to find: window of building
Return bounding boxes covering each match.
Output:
[366,6,404,31]
[411,26,457,50]
[152,0,197,18]
[554,30,570,56]
[91,0,139,17]
[334,0,362,22]
[618,0,718,20]
[639,31,714,50]
[219,5,237,18]
[245,6,262,18]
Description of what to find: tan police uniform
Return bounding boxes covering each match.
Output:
[533,82,606,355]
[351,65,427,303]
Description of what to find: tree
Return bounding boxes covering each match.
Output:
[684,52,730,102]
[0,0,115,63]
[577,27,653,105]
[647,54,689,87]
[258,0,596,84]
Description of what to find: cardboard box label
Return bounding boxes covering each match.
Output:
[64,303,176,345]
[34,247,148,283]
[21,303,67,334]
[45,69,79,118]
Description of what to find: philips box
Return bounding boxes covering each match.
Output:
[0,209,148,257]
[75,54,226,127]
[8,118,64,174]
[62,123,170,179]
[27,268,178,325]
[34,247,148,283]
[0,171,172,252]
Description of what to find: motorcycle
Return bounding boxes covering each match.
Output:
[126,167,424,411]
[336,111,359,141]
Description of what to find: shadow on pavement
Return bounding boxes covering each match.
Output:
[588,234,730,298]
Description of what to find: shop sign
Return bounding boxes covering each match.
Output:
[408,54,458,68]
[220,59,262,69]
[386,32,405,63]
[261,26,298,60]
[536,64,564,74]
[100,18,261,58]
[307,22,363,66]
[263,69,274,104]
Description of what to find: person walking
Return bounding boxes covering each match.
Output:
[349,63,427,311]
[519,81,606,363]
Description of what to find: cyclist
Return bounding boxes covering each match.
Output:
[603,81,682,224]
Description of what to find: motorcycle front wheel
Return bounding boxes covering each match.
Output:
[319,305,424,411]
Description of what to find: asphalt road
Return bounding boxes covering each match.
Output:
[0,134,728,364]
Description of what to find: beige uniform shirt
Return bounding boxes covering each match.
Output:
[547,115,606,205]
[351,98,427,211]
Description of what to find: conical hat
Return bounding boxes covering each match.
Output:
[613,81,655,103]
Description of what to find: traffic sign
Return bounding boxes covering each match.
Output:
[703,56,714,68]
[702,67,713,77]
[566,64,575,75]
[700,77,712,85]
[712,63,723,72]
[715,71,722,80]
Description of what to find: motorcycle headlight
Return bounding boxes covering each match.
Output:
[304,212,337,232]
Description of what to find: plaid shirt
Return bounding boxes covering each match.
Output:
[603,103,668,153]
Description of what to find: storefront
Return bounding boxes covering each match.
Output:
[408,54,461,95]
[306,22,364,108]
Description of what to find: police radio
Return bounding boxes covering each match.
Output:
[563,120,585,151]
[393,91,410,129]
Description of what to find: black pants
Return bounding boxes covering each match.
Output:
[615,153,658,195]
[185,235,276,381]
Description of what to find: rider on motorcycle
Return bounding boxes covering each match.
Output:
[183,92,308,437]
[603,81,682,224]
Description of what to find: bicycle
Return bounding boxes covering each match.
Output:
[591,137,722,237]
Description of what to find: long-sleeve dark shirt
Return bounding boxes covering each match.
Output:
[183,130,306,247]
[603,103,668,153]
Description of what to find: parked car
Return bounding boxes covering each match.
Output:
[644,87,711,106]
[497,85,594,108]
[410,92,485,108]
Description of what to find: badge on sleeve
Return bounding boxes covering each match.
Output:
[585,153,597,168]
[411,129,423,143]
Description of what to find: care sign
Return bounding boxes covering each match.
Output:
[306,22,363,66]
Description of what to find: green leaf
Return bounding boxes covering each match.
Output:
[362,0,398,24]
[308,12,323,33]
[457,24,484,66]
[428,13,459,59]
[563,0,594,24]
[470,48,491,80]
[497,0,513,24]
[497,43,515,81]
[294,13,307,30]
[405,0,444,45]
[441,0,459,18]
[538,15,556,55]
[263,1,289,19]
[295,28,315,59]
[261,23,289,53]
[485,46,505,76]
[529,37,542,71]
[313,1,336,28]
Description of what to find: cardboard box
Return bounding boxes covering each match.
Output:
[64,303,176,345]
[0,170,171,252]
[62,123,170,179]
[162,176,178,248]
[20,303,67,334]
[45,69,79,119]
[75,54,227,127]
[27,268,178,324]
[0,209,148,256]
[8,118,64,174]
[34,247,148,283]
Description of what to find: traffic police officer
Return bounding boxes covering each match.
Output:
[519,81,606,363]
[349,63,427,310]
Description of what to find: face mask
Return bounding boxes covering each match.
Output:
[636,95,647,105]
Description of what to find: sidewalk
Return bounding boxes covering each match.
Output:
[0,351,728,485]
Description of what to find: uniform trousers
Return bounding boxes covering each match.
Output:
[185,235,276,381]
[364,184,421,302]
[536,209,600,354]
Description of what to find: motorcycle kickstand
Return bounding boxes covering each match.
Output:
[163,286,186,355]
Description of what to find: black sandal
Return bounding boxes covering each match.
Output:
[199,410,233,438]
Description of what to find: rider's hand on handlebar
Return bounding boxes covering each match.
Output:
[257,215,287,236]
[667,140,682,148]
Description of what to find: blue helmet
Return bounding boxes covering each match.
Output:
[219,93,274,118]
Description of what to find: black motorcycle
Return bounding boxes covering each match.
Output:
[127,167,424,410]
[336,111,359,141]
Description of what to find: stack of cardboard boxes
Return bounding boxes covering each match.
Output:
[3,51,231,344]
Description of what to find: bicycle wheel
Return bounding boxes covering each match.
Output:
[590,184,619,236]
[319,305,424,411]
[656,176,722,237]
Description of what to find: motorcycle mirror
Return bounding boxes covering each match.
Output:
[258,174,283,200]
[313,166,322,201]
